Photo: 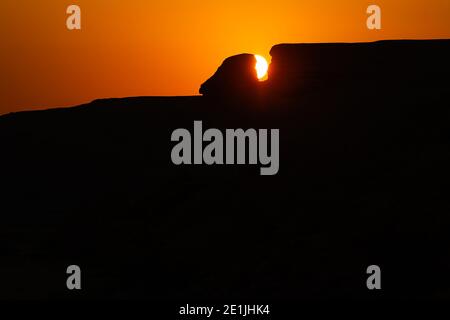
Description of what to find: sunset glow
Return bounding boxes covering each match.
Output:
[255,55,269,80]
[1,0,450,114]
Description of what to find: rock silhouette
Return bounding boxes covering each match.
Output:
[1,40,450,300]
[199,53,261,97]
[268,40,450,96]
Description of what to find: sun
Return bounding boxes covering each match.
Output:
[254,55,269,80]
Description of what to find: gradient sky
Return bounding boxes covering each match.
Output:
[1,0,450,114]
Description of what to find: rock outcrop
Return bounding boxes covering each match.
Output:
[200,40,450,99]
[199,54,260,97]
[267,40,450,96]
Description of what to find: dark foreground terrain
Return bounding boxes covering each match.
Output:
[1,40,450,300]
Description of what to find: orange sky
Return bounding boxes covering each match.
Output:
[1,0,450,114]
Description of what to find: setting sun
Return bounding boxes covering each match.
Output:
[255,55,269,80]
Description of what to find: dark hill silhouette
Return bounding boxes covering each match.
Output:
[1,40,450,300]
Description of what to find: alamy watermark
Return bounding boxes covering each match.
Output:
[171,121,279,175]
[366,265,381,290]
[66,5,81,30]
[367,5,381,30]
[66,265,81,290]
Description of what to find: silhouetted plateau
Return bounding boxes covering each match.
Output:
[1,40,450,300]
